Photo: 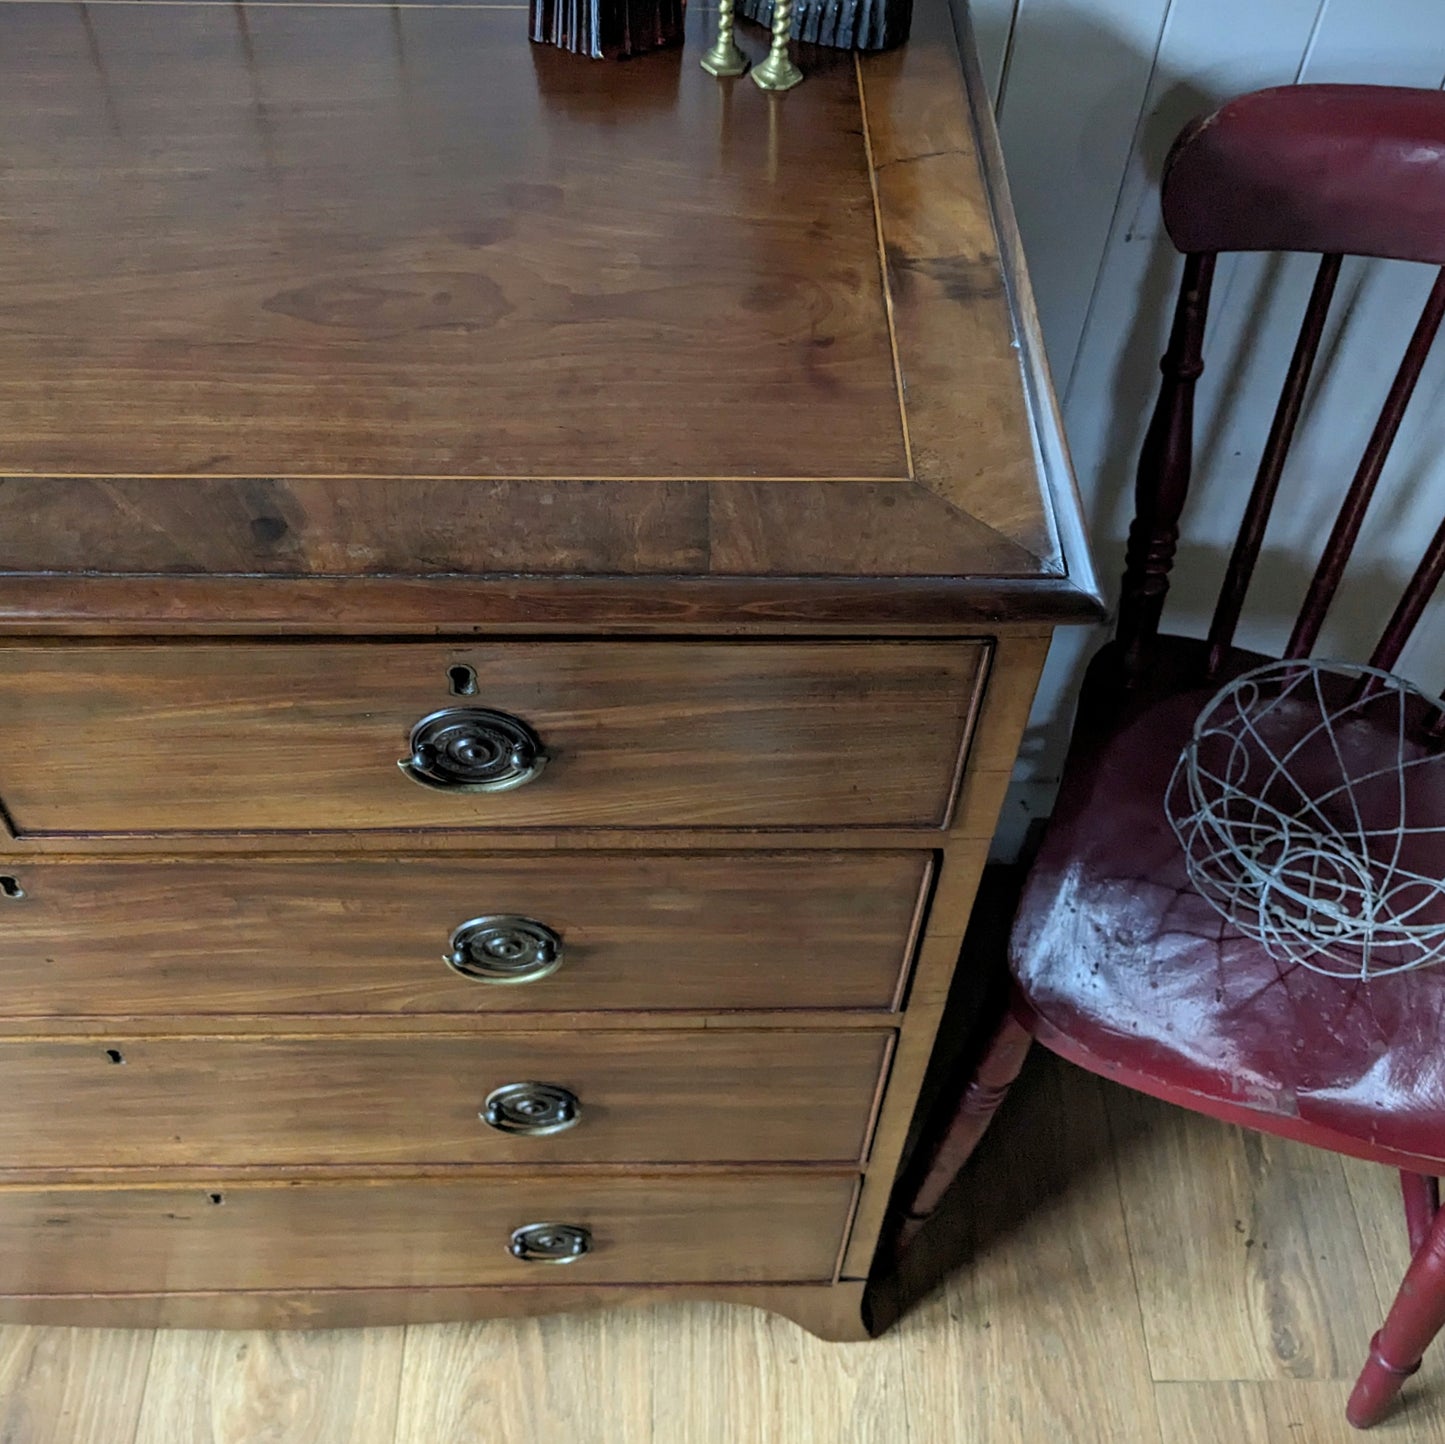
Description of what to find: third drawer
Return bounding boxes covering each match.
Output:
[0,1030,893,1168]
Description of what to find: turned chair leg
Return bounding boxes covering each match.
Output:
[892,1011,1033,1256]
[1347,1172,1445,1428]
[1402,1172,1440,1254]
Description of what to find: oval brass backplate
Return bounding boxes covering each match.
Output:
[509,1222,592,1263]
[482,1081,580,1137]
[399,706,549,793]
[445,915,563,985]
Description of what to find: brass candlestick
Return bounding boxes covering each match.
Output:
[751,0,803,91]
[700,0,749,77]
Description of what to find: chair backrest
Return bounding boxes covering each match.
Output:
[1116,84,1445,689]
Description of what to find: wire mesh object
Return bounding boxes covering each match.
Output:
[1165,658,1445,980]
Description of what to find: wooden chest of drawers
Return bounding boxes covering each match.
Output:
[0,0,1097,1338]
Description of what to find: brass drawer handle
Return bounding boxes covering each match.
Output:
[399,707,548,793]
[509,1222,591,1264]
[482,1082,580,1136]
[446,915,563,984]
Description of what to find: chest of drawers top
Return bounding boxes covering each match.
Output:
[0,0,1096,634]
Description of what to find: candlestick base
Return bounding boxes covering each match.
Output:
[751,52,803,90]
[700,40,750,77]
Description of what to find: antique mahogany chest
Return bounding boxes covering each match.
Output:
[0,0,1097,1338]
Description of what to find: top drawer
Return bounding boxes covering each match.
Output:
[0,641,984,835]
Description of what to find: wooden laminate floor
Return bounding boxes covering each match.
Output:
[4,1051,1442,1444]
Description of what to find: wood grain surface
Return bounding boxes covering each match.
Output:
[0,1327,155,1444]
[0,577,1103,634]
[0,0,1101,632]
[134,1330,405,1444]
[0,641,982,834]
[0,1030,890,1167]
[7,1054,1443,1441]
[839,634,1048,1278]
[0,4,903,481]
[0,1173,859,1292]
[0,852,929,1017]
[0,1282,874,1341]
[1103,1073,1383,1383]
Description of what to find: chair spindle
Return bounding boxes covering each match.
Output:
[1287,266,1445,660]
[1118,252,1217,676]
[1370,517,1445,674]
[1404,1175,1442,1257]
[1207,255,1342,675]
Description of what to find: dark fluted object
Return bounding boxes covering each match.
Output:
[529,0,684,58]
[734,0,912,50]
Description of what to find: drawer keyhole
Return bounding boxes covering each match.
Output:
[105,1049,126,1065]
[448,664,479,697]
[0,876,23,900]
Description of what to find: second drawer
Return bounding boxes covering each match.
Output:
[0,1030,892,1168]
[0,852,930,1016]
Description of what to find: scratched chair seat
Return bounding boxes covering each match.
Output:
[1012,634,1445,1172]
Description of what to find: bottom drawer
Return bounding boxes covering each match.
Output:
[0,1174,859,1292]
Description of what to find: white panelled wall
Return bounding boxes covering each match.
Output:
[969,0,1445,856]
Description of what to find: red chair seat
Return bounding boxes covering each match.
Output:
[1012,636,1445,1173]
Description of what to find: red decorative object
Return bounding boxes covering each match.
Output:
[896,84,1445,1432]
[529,0,684,59]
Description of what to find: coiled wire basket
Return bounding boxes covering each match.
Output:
[1165,658,1445,980]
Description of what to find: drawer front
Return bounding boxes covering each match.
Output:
[0,1032,891,1167]
[0,853,929,1016]
[0,1174,858,1291]
[0,641,982,833]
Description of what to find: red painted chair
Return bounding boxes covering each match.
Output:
[898,85,1445,1430]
